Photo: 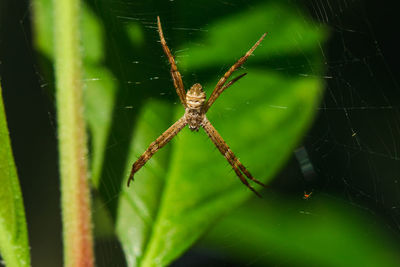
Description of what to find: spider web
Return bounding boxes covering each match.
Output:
[301,0,400,232]
[1,0,400,266]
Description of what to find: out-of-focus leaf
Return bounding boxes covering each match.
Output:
[117,3,326,266]
[0,84,31,267]
[84,64,117,187]
[181,2,326,71]
[201,194,400,267]
[32,0,54,59]
[116,100,175,266]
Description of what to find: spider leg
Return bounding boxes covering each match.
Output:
[202,73,247,113]
[203,33,266,113]
[201,117,265,197]
[127,116,187,186]
[230,162,262,198]
[157,16,186,107]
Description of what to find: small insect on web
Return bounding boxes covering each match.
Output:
[303,191,313,200]
[127,16,267,197]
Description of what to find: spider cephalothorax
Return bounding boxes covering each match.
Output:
[185,83,206,131]
[127,16,267,196]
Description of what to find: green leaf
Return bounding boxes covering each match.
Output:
[116,100,175,266]
[115,3,326,267]
[201,194,400,266]
[0,83,31,267]
[181,2,326,71]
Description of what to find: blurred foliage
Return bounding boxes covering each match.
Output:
[31,0,400,266]
[201,193,400,266]
[0,84,30,266]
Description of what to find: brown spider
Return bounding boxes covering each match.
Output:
[127,16,267,197]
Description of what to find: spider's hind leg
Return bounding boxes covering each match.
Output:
[202,117,265,197]
[230,160,262,198]
[237,164,266,187]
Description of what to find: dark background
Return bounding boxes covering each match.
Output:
[1,0,400,266]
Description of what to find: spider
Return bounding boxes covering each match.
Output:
[127,16,267,197]
[303,191,313,200]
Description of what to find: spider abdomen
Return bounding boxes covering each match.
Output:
[186,83,206,109]
[185,83,206,131]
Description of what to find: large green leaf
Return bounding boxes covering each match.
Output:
[0,84,30,266]
[201,194,400,266]
[115,4,326,267]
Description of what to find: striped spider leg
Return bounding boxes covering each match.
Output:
[157,16,186,107]
[202,31,267,113]
[127,16,188,186]
[202,117,265,197]
[127,117,187,186]
[127,16,267,196]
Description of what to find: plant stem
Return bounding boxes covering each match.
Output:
[54,0,94,266]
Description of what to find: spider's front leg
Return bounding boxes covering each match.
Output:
[203,32,266,113]
[201,117,266,197]
[127,116,187,186]
[157,16,187,107]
